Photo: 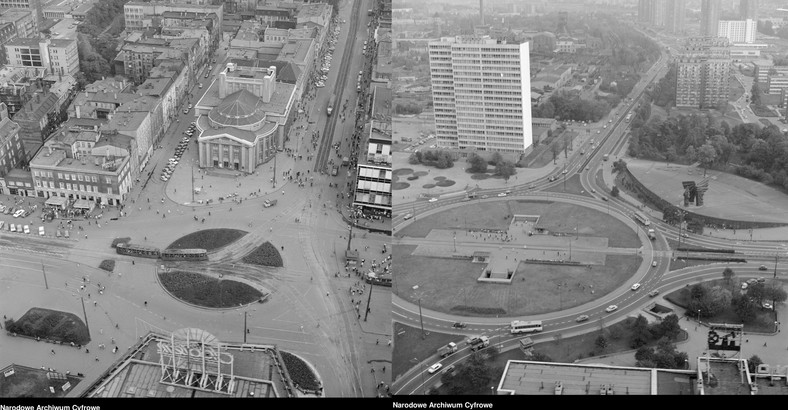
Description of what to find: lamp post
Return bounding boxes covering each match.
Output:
[41,260,48,290]
[697,309,701,324]
[453,232,456,252]
[774,253,780,279]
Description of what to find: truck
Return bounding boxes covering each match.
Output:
[327,94,336,116]
[437,342,458,358]
[648,228,656,240]
[468,336,490,351]
[263,199,278,208]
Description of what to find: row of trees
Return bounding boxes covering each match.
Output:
[466,153,517,181]
[408,150,454,169]
[533,91,614,122]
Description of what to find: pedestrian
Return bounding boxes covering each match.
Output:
[51,349,55,355]
[93,301,97,307]
[376,339,379,345]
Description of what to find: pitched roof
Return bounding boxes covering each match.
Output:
[208,89,266,127]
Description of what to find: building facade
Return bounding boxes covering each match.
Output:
[675,37,731,109]
[717,19,756,44]
[0,102,24,179]
[0,0,42,28]
[428,35,532,155]
[4,38,79,76]
[700,0,721,37]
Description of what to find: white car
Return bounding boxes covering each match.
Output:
[427,363,443,374]
[605,305,618,313]
[497,192,507,197]
[631,283,641,291]
[23,225,30,234]
[652,261,658,267]
[428,198,437,202]
[763,303,773,310]
[38,226,45,236]
[403,213,413,220]
[13,209,24,218]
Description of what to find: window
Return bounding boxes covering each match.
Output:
[58,173,63,179]
[92,176,97,183]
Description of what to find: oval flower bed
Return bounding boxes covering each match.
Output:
[159,271,263,308]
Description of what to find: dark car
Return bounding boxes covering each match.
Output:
[452,322,467,329]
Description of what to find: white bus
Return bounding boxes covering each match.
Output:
[510,320,543,334]
[634,211,651,226]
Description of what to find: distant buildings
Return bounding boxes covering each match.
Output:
[428,35,533,156]
[675,37,731,109]
[4,37,79,77]
[700,0,721,37]
[0,0,42,28]
[717,19,756,44]
[637,0,685,33]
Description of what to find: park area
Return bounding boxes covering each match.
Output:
[626,158,788,224]
[158,271,264,308]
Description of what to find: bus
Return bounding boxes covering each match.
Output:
[160,248,209,261]
[510,320,543,334]
[633,211,651,226]
[327,94,336,116]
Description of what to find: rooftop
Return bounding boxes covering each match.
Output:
[208,89,267,128]
[14,93,60,122]
[277,38,313,65]
[371,86,392,122]
[136,78,172,97]
[106,110,149,132]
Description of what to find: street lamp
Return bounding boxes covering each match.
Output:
[697,309,701,324]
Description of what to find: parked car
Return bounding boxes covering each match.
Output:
[23,225,30,234]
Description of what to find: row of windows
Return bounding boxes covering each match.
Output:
[33,170,112,184]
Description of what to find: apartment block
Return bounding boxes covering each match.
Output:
[0,8,36,38]
[4,37,79,76]
[428,35,532,155]
[717,19,756,44]
[675,37,731,109]
[0,0,42,28]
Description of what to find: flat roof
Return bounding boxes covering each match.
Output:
[106,110,149,131]
[197,73,293,117]
[137,78,171,97]
[497,360,696,395]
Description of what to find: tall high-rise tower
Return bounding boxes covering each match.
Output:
[700,0,721,37]
[739,0,758,19]
[666,0,686,34]
[428,36,533,154]
[480,0,484,25]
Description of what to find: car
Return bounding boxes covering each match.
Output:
[452,322,467,328]
[443,364,456,374]
[23,225,29,234]
[183,108,189,114]
[601,197,608,201]
[631,283,641,291]
[497,192,507,197]
[648,290,660,297]
[13,209,24,218]
[160,176,169,181]
[562,169,568,174]
[428,198,437,203]
[591,188,596,193]
[9,224,15,232]
[576,315,589,322]
[763,303,773,309]
[481,195,489,199]
[188,103,193,109]
[681,233,689,238]
[205,72,209,78]
[757,277,765,283]
[38,226,45,236]
[652,261,658,267]
[597,130,601,134]
[605,305,618,313]
[316,82,325,88]
[403,213,413,220]
[198,83,203,89]
[427,363,443,374]
[759,265,767,271]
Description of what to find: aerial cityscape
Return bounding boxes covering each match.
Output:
[1,0,788,401]
[392,0,788,397]
[0,0,393,399]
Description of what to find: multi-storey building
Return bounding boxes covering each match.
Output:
[700,0,721,37]
[29,132,134,206]
[193,63,296,172]
[4,37,79,76]
[0,8,36,38]
[675,37,731,109]
[0,0,42,28]
[13,90,59,145]
[717,19,756,44]
[752,59,773,83]
[0,102,24,180]
[428,35,532,155]
[352,85,391,218]
[124,2,223,32]
[767,74,788,95]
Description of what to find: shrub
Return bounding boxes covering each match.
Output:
[242,242,284,267]
[280,351,320,391]
[99,259,115,272]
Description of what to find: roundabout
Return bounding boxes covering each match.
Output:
[394,195,651,317]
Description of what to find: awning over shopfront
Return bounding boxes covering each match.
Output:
[73,199,94,210]
[45,196,68,209]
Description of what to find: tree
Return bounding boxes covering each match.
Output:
[747,355,763,373]
[634,346,655,362]
[733,294,757,323]
[750,83,762,107]
[697,143,717,176]
[529,351,553,362]
[611,186,619,197]
[630,315,651,348]
[444,352,492,395]
[436,152,453,169]
[654,314,681,341]
[489,152,503,166]
[747,282,767,306]
[467,154,487,173]
[685,145,697,162]
[495,160,516,182]
[408,153,420,165]
[722,267,735,285]
[763,281,788,308]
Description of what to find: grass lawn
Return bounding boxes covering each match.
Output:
[392,322,466,381]
[280,351,320,391]
[4,308,90,345]
[543,174,594,198]
[663,279,779,333]
[241,242,283,267]
[751,105,778,117]
[0,365,82,397]
[395,242,642,316]
[396,202,513,238]
[159,271,263,308]
[167,229,247,251]
[729,76,744,102]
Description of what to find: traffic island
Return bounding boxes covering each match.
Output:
[166,229,248,250]
[241,242,284,267]
[4,308,90,345]
[158,271,265,308]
